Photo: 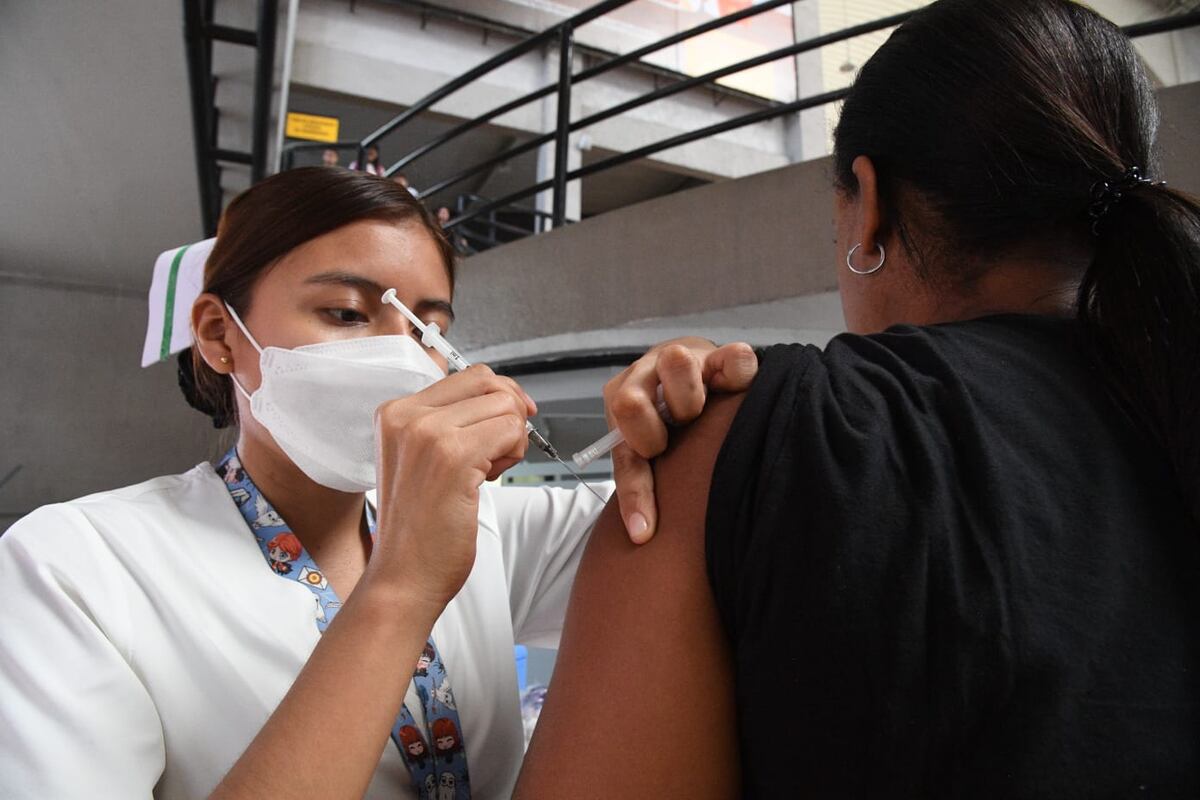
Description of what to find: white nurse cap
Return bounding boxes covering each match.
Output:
[140,238,216,367]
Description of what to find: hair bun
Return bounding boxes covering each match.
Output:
[177,348,233,428]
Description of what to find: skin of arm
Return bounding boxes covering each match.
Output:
[209,582,444,799]
[514,392,746,799]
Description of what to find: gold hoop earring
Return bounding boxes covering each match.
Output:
[847,242,886,276]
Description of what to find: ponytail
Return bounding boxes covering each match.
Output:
[1078,184,1200,522]
[831,0,1198,523]
[179,348,237,429]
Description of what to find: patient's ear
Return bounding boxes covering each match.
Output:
[850,155,884,258]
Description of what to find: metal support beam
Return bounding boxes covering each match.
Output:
[551,26,573,228]
[182,0,280,234]
[182,0,220,236]
[250,0,279,184]
[214,148,254,165]
[207,23,257,46]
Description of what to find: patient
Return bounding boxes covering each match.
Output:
[515,0,1200,796]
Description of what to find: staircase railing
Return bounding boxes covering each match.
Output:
[262,2,1200,245]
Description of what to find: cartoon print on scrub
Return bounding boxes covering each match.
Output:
[215,447,472,798]
[220,458,247,485]
[416,642,436,676]
[432,717,464,763]
[266,532,302,575]
[251,493,285,530]
[220,458,251,506]
[433,676,457,710]
[438,772,456,800]
[398,725,430,769]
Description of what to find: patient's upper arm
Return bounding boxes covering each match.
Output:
[514,393,745,799]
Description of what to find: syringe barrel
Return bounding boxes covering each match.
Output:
[422,323,471,372]
[572,427,625,469]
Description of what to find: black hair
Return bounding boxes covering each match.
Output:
[832,0,1200,522]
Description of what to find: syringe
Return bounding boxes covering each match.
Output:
[571,389,673,469]
[381,289,603,498]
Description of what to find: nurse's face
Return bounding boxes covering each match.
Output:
[230,218,454,390]
[219,218,453,481]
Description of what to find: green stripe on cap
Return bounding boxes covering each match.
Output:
[159,244,191,362]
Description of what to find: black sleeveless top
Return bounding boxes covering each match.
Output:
[706,315,1200,797]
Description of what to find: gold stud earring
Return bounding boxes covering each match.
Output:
[219,356,230,365]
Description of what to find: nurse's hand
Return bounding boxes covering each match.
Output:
[369,365,534,609]
[604,338,757,544]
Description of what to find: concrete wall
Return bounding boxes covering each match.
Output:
[1158,81,1200,195]
[451,80,1200,350]
[0,1,219,531]
[451,153,838,349]
[0,282,219,531]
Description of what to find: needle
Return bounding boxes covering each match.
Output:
[382,289,606,503]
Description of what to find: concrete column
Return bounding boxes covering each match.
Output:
[787,0,829,163]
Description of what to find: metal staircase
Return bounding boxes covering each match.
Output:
[182,0,278,236]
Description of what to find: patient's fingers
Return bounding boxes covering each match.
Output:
[610,442,656,544]
[702,342,758,392]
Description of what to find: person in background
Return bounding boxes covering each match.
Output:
[394,172,420,198]
[435,206,471,256]
[321,148,339,167]
[350,144,386,176]
[514,0,1200,796]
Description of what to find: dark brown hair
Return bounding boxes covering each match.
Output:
[833,0,1200,522]
[179,166,457,428]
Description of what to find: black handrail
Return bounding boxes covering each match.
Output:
[550,25,574,226]
[278,3,1200,245]
[435,8,1200,233]
[1125,9,1200,36]
[448,193,564,252]
[383,0,797,176]
[350,0,635,170]
[416,9,917,203]
[250,0,279,184]
[182,0,279,235]
[443,86,847,232]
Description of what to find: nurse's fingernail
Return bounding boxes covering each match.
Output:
[628,512,649,543]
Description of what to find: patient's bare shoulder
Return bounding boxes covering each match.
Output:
[514,393,745,799]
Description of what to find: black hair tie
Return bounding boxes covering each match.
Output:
[1088,165,1165,235]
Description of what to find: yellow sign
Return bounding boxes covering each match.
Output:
[285,112,340,143]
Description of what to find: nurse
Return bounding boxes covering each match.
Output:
[0,167,756,799]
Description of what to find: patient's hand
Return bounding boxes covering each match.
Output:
[604,338,757,543]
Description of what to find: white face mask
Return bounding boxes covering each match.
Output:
[224,302,446,492]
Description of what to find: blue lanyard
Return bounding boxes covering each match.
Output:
[216,448,472,799]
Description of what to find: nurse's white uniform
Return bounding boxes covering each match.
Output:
[0,463,610,799]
